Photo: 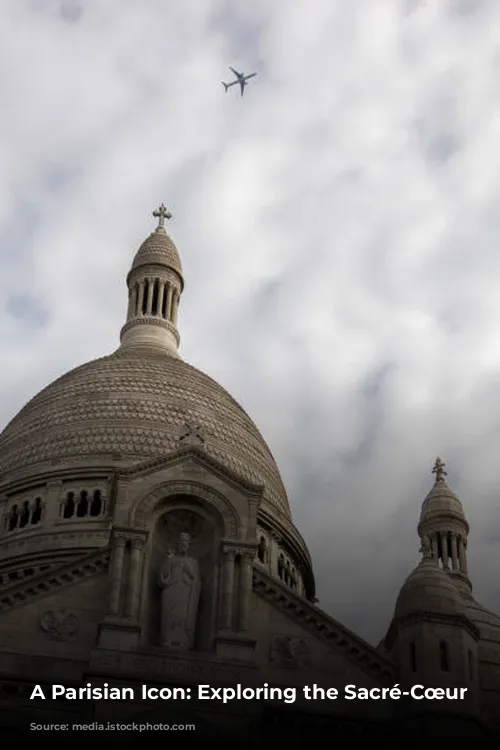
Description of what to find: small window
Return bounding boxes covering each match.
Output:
[410,641,417,672]
[468,650,474,681]
[439,641,449,672]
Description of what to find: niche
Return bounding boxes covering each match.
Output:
[143,497,222,653]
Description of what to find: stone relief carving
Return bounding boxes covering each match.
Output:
[39,609,79,642]
[158,532,201,650]
[178,422,205,447]
[270,636,311,669]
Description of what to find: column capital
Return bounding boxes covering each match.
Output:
[130,538,145,551]
[222,546,237,560]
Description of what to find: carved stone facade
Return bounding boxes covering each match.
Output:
[0,211,498,742]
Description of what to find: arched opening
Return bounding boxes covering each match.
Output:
[18,501,30,528]
[7,505,18,531]
[151,278,160,315]
[31,498,43,525]
[142,280,149,314]
[63,492,75,519]
[77,490,89,517]
[161,283,168,318]
[439,641,449,672]
[278,554,285,580]
[257,536,267,564]
[143,496,224,653]
[90,490,102,517]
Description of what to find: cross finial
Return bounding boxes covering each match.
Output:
[432,456,447,483]
[152,203,172,231]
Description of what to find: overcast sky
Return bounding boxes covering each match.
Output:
[1,0,500,644]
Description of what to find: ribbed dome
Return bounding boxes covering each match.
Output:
[420,481,465,523]
[394,558,464,620]
[131,228,182,276]
[0,347,292,522]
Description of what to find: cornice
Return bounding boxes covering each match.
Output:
[385,609,481,649]
[0,546,110,615]
[120,445,266,498]
[253,568,394,683]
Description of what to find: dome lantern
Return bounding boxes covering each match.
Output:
[120,204,184,356]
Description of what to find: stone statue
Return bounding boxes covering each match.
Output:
[158,532,201,649]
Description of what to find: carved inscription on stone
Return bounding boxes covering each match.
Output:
[40,610,79,642]
[270,636,311,669]
[92,650,242,683]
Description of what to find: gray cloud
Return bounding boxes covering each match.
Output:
[1,0,500,643]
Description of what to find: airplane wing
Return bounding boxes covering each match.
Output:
[229,67,242,78]
[244,73,257,80]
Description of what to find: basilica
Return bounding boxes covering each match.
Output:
[0,206,499,743]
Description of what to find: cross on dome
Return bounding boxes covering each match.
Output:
[153,203,172,231]
[432,456,447,483]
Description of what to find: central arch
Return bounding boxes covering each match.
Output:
[130,480,239,539]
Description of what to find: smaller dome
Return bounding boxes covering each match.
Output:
[419,482,465,522]
[419,457,465,524]
[394,558,463,620]
[131,228,182,276]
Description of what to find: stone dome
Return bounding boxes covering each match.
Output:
[0,346,292,522]
[420,481,465,523]
[394,558,464,620]
[131,228,182,276]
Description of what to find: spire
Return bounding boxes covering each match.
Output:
[418,458,471,594]
[119,204,184,356]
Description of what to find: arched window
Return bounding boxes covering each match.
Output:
[77,490,89,518]
[410,641,417,672]
[278,554,285,580]
[31,498,43,525]
[90,490,102,517]
[7,505,18,531]
[439,641,449,672]
[18,501,30,528]
[63,492,75,519]
[257,536,267,564]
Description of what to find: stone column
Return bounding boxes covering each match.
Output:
[125,538,145,619]
[221,547,236,631]
[238,550,255,632]
[172,291,180,324]
[451,533,458,570]
[109,535,126,617]
[441,532,449,569]
[165,284,173,321]
[137,281,145,316]
[458,536,468,574]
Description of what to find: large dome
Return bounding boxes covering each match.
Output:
[0,347,292,521]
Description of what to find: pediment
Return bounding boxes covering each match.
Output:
[122,446,264,499]
[253,568,395,685]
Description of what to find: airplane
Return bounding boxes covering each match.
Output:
[221,67,257,97]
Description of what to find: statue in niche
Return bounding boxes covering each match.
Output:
[158,532,201,649]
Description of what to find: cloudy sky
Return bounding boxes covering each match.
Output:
[1,0,500,644]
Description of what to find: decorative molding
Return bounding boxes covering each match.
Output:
[270,636,311,669]
[385,609,481,648]
[253,568,394,682]
[40,609,79,642]
[0,547,110,615]
[123,445,265,499]
[131,481,239,538]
